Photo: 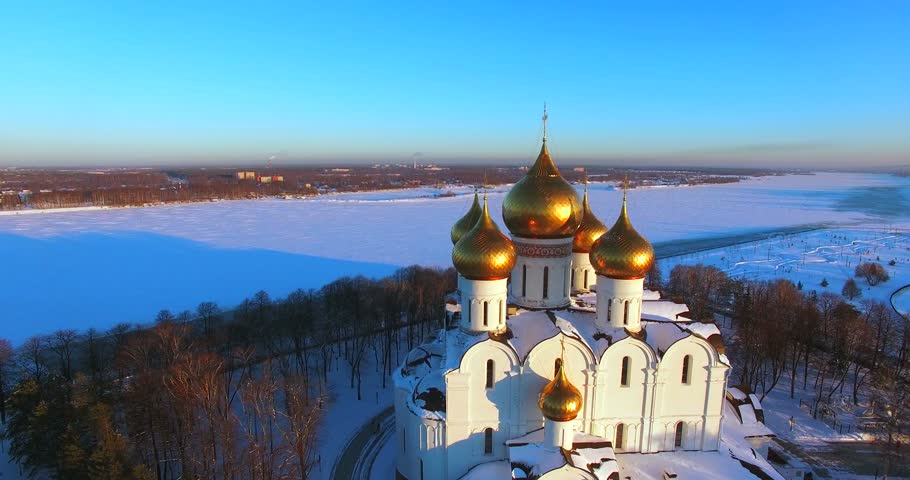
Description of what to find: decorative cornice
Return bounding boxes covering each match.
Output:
[514,240,573,258]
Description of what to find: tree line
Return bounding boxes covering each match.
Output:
[665,263,910,442]
[0,265,455,480]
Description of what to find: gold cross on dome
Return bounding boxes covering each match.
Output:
[542,103,548,142]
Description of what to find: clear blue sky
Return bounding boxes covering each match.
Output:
[1,1,907,167]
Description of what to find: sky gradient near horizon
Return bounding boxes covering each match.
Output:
[1,1,908,168]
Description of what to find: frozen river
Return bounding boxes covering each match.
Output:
[1,172,909,344]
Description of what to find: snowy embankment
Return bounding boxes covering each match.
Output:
[0,172,909,344]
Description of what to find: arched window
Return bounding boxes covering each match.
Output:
[623,301,630,325]
[486,359,495,389]
[620,356,630,386]
[466,302,471,323]
[420,459,424,480]
[499,300,504,324]
[542,267,549,299]
[522,265,527,297]
[674,422,684,448]
[607,299,612,323]
[483,301,489,327]
[484,428,494,455]
[571,269,575,289]
[584,270,589,289]
[681,355,692,384]
[615,423,625,449]
[554,357,563,376]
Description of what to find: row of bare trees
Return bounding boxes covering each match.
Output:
[0,265,456,479]
[666,264,910,438]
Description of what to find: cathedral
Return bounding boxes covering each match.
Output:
[393,113,729,480]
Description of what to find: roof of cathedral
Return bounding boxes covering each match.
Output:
[572,184,607,253]
[589,188,655,279]
[450,190,482,245]
[393,289,728,422]
[452,196,517,280]
[505,429,619,480]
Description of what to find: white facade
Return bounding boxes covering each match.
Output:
[595,276,644,331]
[570,251,597,292]
[394,294,730,480]
[509,237,573,309]
[458,276,508,332]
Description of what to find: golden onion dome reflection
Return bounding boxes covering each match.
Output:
[538,358,583,422]
[589,191,655,279]
[502,141,580,239]
[450,190,482,245]
[572,184,607,253]
[452,196,517,280]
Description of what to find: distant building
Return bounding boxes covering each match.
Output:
[236,171,256,180]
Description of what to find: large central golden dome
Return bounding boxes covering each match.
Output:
[572,184,607,253]
[538,359,583,422]
[502,141,581,239]
[589,192,655,279]
[452,196,517,280]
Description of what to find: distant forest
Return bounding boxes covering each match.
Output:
[0,165,760,211]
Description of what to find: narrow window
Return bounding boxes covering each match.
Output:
[484,428,494,455]
[674,422,684,448]
[681,355,692,384]
[542,267,549,299]
[571,269,575,289]
[402,429,406,451]
[486,359,494,389]
[483,301,488,327]
[420,459,424,480]
[584,270,589,289]
[499,300,504,324]
[607,299,612,323]
[623,301,630,325]
[620,356,630,386]
[522,265,527,297]
[466,302,471,323]
[554,357,563,376]
[615,423,625,449]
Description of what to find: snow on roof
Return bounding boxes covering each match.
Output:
[507,429,619,479]
[459,459,511,479]
[723,402,775,439]
[749,393,764,411]
[739,404,758,425]
[728,387,748,401]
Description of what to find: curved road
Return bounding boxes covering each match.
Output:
[891,284,910,321]
[332,406,395,480]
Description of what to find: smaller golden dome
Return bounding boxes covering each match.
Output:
[451,191,482,245]
[589,192,655,279]
[572,185,607,253]
[538,359,583,422]
[452,196,517,280]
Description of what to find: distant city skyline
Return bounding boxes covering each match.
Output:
[1,1,908,168]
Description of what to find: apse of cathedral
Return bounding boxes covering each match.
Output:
[394,110,730,480]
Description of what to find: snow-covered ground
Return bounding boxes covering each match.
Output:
[1,172,909,344]
[662,228,910,305]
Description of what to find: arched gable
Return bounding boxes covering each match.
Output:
[657,334,719,372]
[458,338,521,374]
[598,336,658,369]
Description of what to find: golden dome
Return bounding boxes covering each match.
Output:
[589,192,655,279]
[572,184,607,253]
[502,141,581,239]
[538,359,583,422]
[451,191,482,245]
[452,196,517,280]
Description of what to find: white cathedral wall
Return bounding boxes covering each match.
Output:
[595,277,644,330]
[520,336,595,432]
[510,237,573,309]
[457,277,509,331]
[570,251,596,292]
[591,337,657,452]
[649,336,728,452]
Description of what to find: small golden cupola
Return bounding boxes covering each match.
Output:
[538,359,583,422]
[452,196,517,280]
[502,107,581,239]
[572,183,607,253]
[589,187,655,279]
[451,190,482,244]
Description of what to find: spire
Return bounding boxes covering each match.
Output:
[542,102,548,143]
